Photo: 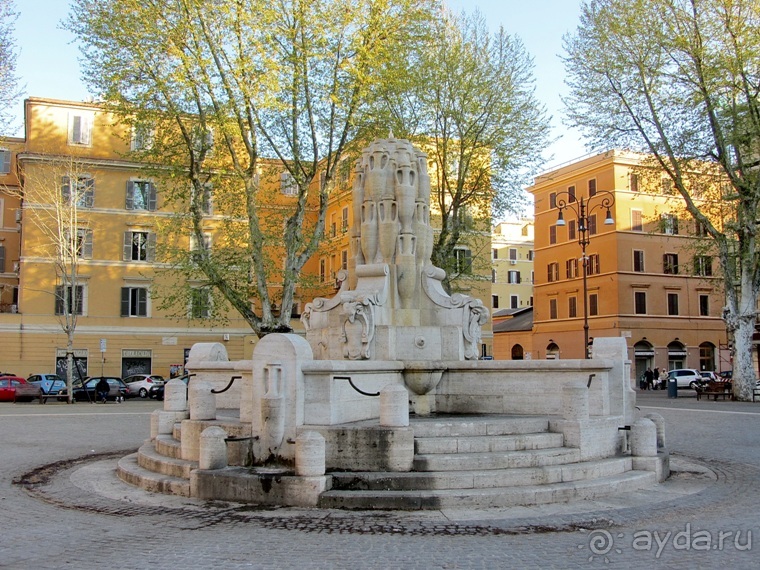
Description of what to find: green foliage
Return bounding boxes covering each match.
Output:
[563,0,760,399]
[67,0,439,336]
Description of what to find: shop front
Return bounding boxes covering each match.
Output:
[121,349,152,377]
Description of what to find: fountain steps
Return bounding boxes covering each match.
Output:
[116,453,191,497]
[414,432,565,454]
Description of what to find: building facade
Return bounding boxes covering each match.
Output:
[497,150,728,376]
[1,98,493,377]
[491,220,534,312]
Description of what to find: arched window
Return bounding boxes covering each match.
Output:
[668,341,687,370]
[511,344,524,360]
[546,342,560,360]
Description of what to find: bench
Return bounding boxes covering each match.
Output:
[696,382,733,401]
[754,387,760,403]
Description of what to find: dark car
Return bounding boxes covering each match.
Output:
[0,376,42,402]
[149,375,190,401]
[57,377,129,402]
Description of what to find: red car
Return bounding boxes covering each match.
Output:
[0,376,42,402]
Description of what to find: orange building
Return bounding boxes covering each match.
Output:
[496,150,728,377]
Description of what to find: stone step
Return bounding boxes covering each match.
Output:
[411,416,550,438]
[117,453,191,497]
[414,432,565,455]
[319,470,656,510]
[330,457,633,491]
[172,422,182,440]
[137,442,197,479]
[154,435,183,459]
[413,447,582,472]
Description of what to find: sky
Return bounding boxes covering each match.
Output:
[11,0,588,170]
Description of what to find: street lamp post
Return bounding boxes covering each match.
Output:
[555,191,615,358]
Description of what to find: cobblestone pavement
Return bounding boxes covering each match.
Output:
[1,391,759,569]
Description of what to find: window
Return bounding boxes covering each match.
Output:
[568,296,577,318]
[121,287,148,317]
[62,175,94,208]
[527,250,534,261]
[281,171,297,195]
[549,192,557,209]
[631,209,642,232]
[568,185,576,203]
[662,213,679,235]
[521,225,529,236]
[123,231,156,262]
[510,295,519,309]
[630,173,639,192]
[491,269,496,283]
[589,293,598,316]
[0,245,4,272]
[492,295,499,309]
[549,298,558,319]
[634,291,647,314]
[131,124,154,151]
[0,148,10,174]
[667,293,679,316]
[508,248,517,261]
[492,248,499,260]
[190,288,211,319]
[55,285,84,315]
[453,248,472,274]
[699,294,709,316]
[507,270,521,284]
[694,255,712,276]
[192,126,214,151]
[695,220,709,237]
[588,179,597,197]
[568,219,576,241]
[588,214,597,236]
[67,228,93,259]
[191,182,212,215]
[190,233,212,263]
[341,249,348,270]
[319,258,326,282]
[633,250,645,272]
[547,262,559,283]
[566,258,578,279]
[661,177,674,194]
[337,159,351,188]
[587,253,600,275]
[663,253,679,274]
[126,181,157,211]
[342,207,349,233]
[68,112,93,145]
[549,225,557,244]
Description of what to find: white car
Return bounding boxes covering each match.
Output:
[122,374,165,398]
[667,369,704,389]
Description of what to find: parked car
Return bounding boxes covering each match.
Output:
[57,377,129,402]
[122,374,165,398]
[700,371,720,383]
[149,375,190,401]
[667,369,705,389]
[718,370,733,381]
[27,373,67,395]
[0,376,42,402]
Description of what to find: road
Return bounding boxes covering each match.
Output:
[1,391,759,569]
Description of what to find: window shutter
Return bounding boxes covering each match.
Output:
[123,232,133,261]
[73,286,83,314]
[0,245,5,273]
[121,288,130,317]
[83,178,94,207]
[137,288,147,316]
[0,149,10,174]
[72,115,82,143]
[147,233,156,262]
[55,286,64,315]
[125,181,134,210]
[148,183,157,211]
[61,176,71,202]
[516,272,521,284]
[80,115,92,144]
[83,230,93,259]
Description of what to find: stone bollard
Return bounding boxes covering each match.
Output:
[150,409,160,439]
[189,380,216,421]
[164,378,188,412]
[295,431,325,477]
[380,384,409,427]
[562,382,589,421]
[631,418,658,457]
[644,413,666,449]
[199,426,228,470]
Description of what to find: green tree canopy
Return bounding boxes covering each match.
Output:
[563,0,760,400]
[67,0,438,336]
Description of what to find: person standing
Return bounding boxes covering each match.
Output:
[644,368,654,390]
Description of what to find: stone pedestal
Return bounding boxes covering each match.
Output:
[380,384,409,427]
[199,426,228,470]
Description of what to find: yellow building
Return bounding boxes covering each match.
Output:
[497,150,728,376]
[1,98,494,377]
[491,220,534,311]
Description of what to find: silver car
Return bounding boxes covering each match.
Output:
[667,369,704,389]
[122,374,165,398]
